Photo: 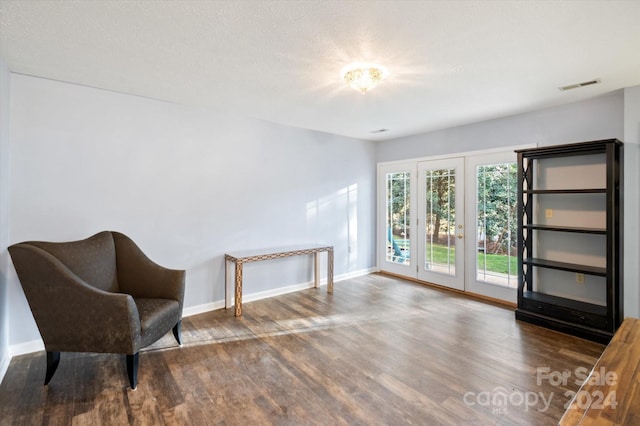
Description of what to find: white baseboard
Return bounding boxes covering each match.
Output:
[336,267,378,281]
[9,339,44,358]
[0,352,10,385]
[182,300,226,317]
[6,268,376,359]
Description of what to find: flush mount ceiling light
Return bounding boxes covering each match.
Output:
[341,63,388,94]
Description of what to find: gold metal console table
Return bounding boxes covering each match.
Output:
[224,245,334,316]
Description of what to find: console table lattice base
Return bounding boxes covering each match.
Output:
[224,245,334,316]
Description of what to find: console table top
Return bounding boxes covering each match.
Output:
[225,244,333,263]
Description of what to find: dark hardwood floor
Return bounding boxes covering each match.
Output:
[0,274,605,425]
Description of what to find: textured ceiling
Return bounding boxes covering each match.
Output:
[1,1,639,141]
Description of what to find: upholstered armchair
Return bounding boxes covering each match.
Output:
[8,231,185,389]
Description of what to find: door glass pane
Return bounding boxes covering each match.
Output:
[425,168,456,276]
[386,172,410,265]
[476,163,517,287]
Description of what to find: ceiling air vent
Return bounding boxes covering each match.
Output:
[559,79,601,91]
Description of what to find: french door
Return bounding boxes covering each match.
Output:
[464,151,518,302]
[378,150,519,303]
[378,162,416,277]
[417,158,465,290]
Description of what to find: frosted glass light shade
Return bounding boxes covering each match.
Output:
[342,63,388,94]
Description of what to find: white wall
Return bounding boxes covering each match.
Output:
[377,91,640,318]
[0,57,11,379]
[377,91,624,162]
[7,74,377,348]
[624,86,640,318]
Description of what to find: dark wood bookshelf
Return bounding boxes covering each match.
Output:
[515,139,623,344]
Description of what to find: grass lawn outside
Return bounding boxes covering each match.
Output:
[390,239,517,276]
[427,243,517,275]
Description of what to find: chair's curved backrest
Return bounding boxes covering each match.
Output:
[25,231,119,293]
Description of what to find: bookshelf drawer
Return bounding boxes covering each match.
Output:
[520,298,608,329]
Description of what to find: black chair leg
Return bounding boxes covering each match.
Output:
[126,353,139,390]
[44,351,60,386]
[172,320,182,346]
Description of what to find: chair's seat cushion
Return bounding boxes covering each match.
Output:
[134,298,181,348]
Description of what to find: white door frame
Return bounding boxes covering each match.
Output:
[377,145,533,303]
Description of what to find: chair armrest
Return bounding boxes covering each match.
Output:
[112,232,185,312]
[9,244,142,354]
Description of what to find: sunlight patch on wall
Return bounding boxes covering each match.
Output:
[306,184,359,272]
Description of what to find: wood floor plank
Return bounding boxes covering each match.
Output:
[0,274,605,425]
